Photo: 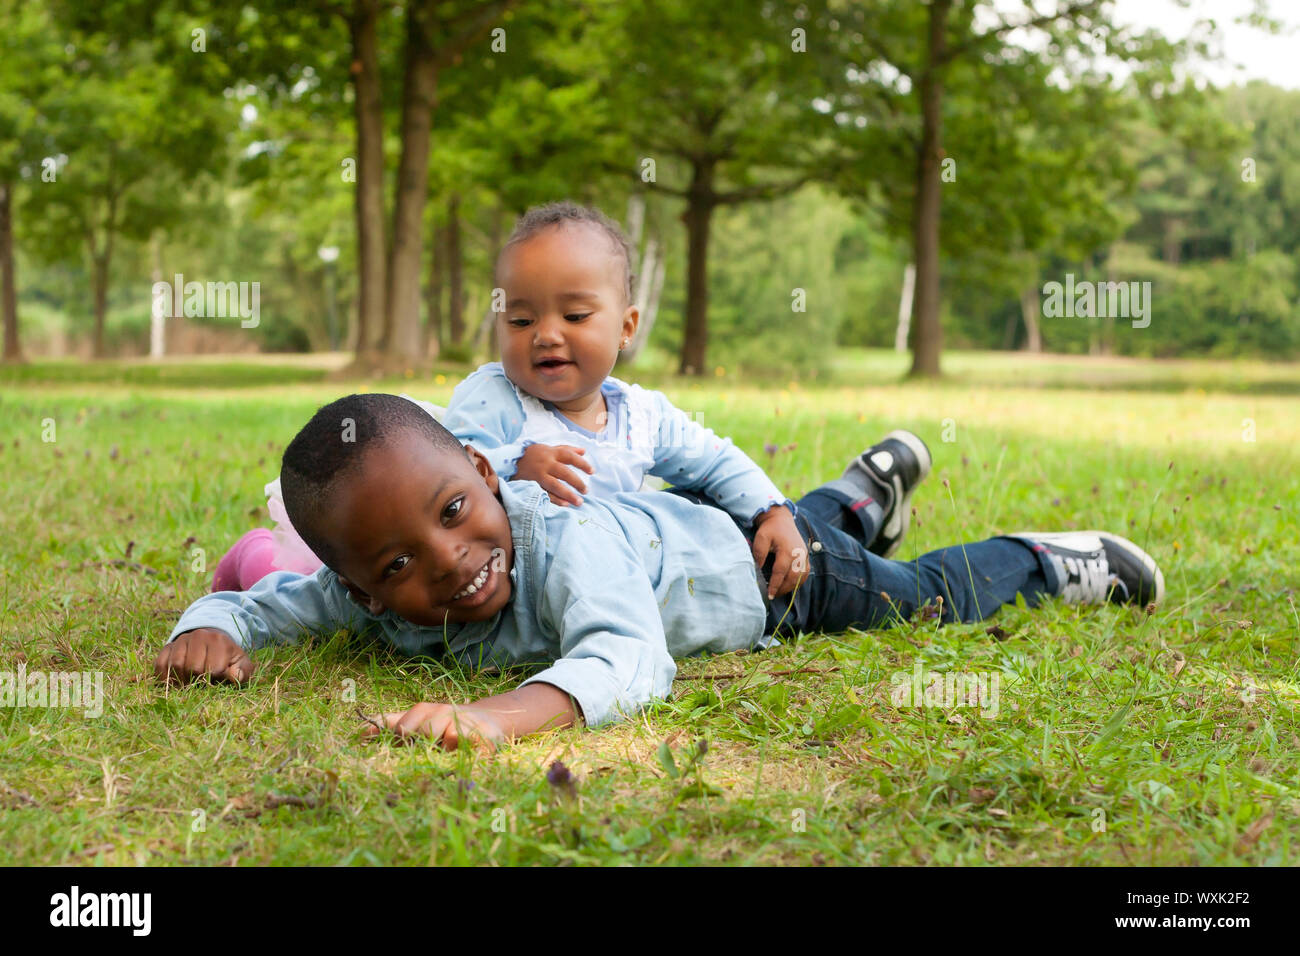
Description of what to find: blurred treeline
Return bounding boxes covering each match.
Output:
[1,0,1296,375]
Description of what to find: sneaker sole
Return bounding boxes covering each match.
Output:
[1009,529,1165,606]
[878,429,933,559]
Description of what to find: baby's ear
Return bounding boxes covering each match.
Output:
[338,576,386,616]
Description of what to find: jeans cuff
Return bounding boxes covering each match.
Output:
[999,535,1060,594]
[818,479,865,505]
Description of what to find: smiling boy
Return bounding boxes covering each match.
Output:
[155,393,1164,751]
[210,202,815,605]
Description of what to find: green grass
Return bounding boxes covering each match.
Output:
[1,350,1297,865]
[0,358,330,389]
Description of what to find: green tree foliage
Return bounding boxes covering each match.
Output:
[0,0,67,360]
[952,79,1297,359]
[581,0,840,375]
[18,7,233,355]
[4,0,1298,365]
[675,186,857,378]
[810,0,1217,374]
[1202,83,1300,258]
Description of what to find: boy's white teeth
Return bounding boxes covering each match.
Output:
[453,563,490,600]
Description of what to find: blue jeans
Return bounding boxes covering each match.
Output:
[669,487,1058,637]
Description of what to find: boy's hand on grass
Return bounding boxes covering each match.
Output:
[360,702,507,753]
[153,628,254,685]
[751,505,810,600]
[512,443,595,507]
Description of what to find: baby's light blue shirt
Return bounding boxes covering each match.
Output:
[168,479,771,727]
[440,363,793,525]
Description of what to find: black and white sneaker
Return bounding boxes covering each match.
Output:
[848,429,932,558]
[1007,531,1165,607]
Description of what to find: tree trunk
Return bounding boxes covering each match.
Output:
[91,252,110,358]
[447,192,464,344]
[624,236,656,361]
[469,306,491,354]
[908,0,950,379]
[383,0,439,362]
[1100,249,1116,354]
[0,182,21,363]
[349,0,386,356]
[426,217,445,357]
[485,202,503,357]
[646,244,667,345]
[894,262,915,352]
[622,236,665,365]
[1001,307,1018,350]
[626,193,645,248]
[1161,216,1182,265]
[678,160,715,376]
[1020,283,1042,353]
[149,233,166,358]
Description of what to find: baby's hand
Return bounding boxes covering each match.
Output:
[153,628,254,685]
[361,702,507,753]
[512,443,595,507]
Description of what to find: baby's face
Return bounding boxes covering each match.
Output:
[496,223,638,407]
[318,433,515,627]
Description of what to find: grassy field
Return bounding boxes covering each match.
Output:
[1,350,1297,865]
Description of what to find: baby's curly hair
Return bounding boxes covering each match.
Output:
[498,200,636,305]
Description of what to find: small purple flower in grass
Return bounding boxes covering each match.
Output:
[547,760,577,799]
[764,441,779,459]
[917,595,944,623]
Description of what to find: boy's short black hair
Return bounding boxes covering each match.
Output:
[280,393,465,570]
[499,200,636,305]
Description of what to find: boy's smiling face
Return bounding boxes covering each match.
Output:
[496,222,638,410]
[316,431,515,627]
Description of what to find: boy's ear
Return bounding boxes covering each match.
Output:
[464,444,500,494]
[338,575,386,616]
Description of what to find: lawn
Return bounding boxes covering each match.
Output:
[1,349,1296,865]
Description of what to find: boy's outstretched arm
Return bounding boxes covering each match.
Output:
[362,683,582,752]
[372,502,682,750]
[154,627,254,684]
[153,568,372,685]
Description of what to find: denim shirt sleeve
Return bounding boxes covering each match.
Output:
[167,568,376,650]
[517,512,677,728]
[647,390,794,525]
[441,364,529,479]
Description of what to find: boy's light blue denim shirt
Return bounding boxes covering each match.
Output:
[439,362,794,524]
[169,479,772,727]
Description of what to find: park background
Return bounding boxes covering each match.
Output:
[0,0,1298,866]
[1,0,1298,373]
